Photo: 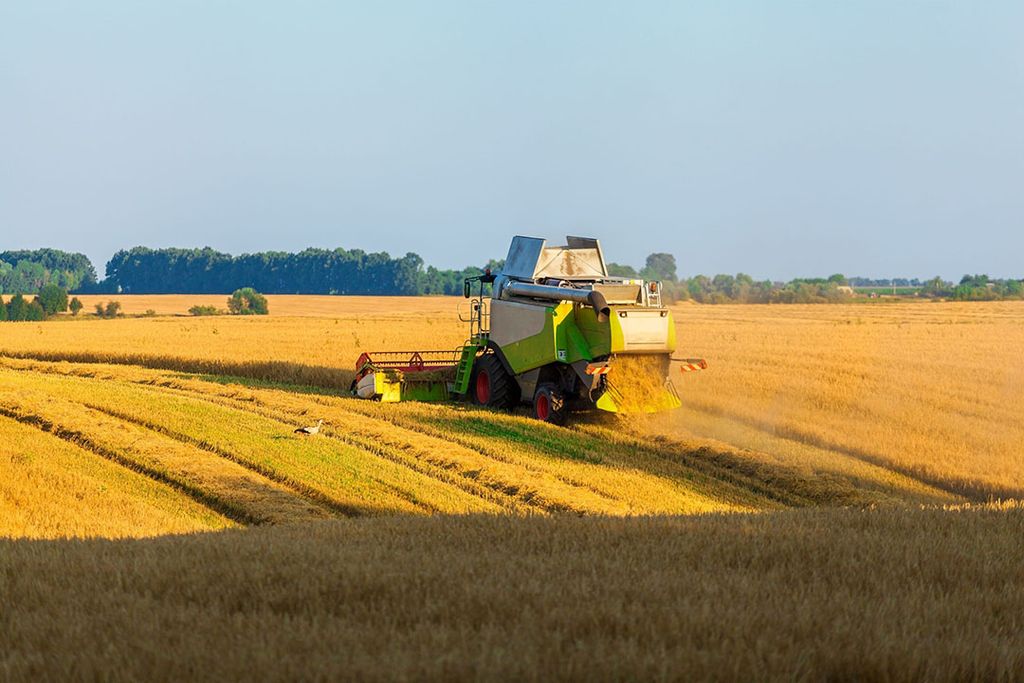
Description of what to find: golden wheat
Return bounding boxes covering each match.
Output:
[0,296,1020,680]
[0,415,233,538]
[658,301,1024,500]
[0,357,772,516]
[2,297,1019,505]
[2,507,1022,681]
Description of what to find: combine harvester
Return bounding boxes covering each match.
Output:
[353,236,705,424]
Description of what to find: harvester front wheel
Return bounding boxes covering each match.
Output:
[533,384,567,425]
[472,354,518,409]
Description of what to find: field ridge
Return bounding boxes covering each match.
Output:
[0,404,258,525]
[78,401,366,518]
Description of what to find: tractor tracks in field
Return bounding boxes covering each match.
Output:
[574,423,821,508]
[77,402,371,518]
[0,405,261,526]
[344,404,788,511]
[1,359,624,514]
[79,397,520,517]
[684,402,1005,503]
[194,388,779,514]
[118,383,552,515]
[1,359,505,515]
[11,360,550,514]
[139,386,568,515]
[0,356,864,513]
[303,402,628,511]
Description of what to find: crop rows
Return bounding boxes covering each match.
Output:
[1,349,974,539]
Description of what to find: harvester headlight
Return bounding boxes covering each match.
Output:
[618,311,627,318]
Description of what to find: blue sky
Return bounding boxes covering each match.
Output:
[2,1,1021,280]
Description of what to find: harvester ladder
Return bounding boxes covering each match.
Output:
[452,342,481,395]
[648,281,663,308]
[459,298,490,339]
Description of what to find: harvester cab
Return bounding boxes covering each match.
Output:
[352,235,706,424]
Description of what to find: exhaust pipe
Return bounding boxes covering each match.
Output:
[503,281,610,322]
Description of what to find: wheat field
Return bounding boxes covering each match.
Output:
[2,297,1020,503]
[1,296,1022,680]
[4,508,1023,681]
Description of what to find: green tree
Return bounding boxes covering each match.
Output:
[94,301,122,318]
[69,297,83,315]
[7,294,29,321]
[227,287,269,315]
[712,274,736,298]
[0,297,7,321]
[687,275,712,302]
[0,249,97,290]
[606,262,639,278]
[38,284,69,316]
[3,261,47,293]
[189,305,220,316]
[921,277,950,298]
[25,299,46,321]
[640,253,678,282]
[733,273,755,303]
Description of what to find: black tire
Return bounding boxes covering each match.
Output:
[532,383,567,425]
[472,353,519,409]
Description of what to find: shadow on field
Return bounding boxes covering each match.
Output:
[2,508,1023,681]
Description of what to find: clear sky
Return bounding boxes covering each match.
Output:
[2,1,1021,281]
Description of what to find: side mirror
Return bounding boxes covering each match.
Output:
[463,280,472,298]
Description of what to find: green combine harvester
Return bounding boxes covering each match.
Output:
[353,236,705,424]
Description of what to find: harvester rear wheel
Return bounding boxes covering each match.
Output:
[472,354,518,409]
[533,384,567,425]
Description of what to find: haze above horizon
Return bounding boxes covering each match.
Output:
[2,2,1021,280]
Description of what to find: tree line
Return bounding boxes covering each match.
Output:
[98,247,470,295]
[96,247,512,296]
[610,254,1024,304]
[0,249,97,294]
[1,247,1021,303]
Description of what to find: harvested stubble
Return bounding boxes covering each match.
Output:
[0,386,336,525]
[0,359,790,520]
[2,298,1021,503]
[0,367,501,519]
[0,416,232,538]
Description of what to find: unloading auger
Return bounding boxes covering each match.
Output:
[353,236,706,424]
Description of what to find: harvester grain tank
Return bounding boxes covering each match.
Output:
[352,236,705,424]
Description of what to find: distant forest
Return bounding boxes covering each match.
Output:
[0,249,97,293]
[101,247,489,296]
[1,247,1021,303]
